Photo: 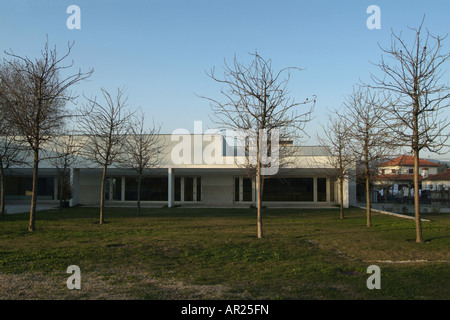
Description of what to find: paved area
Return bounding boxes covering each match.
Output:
[4,201,58,214]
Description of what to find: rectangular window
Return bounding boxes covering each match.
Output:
[5,176,54,200]
[234,177,253,202]
[125,177,168,201]
[196,177,202,202]
[174,177,181,201]
[262,178,313,202]
[184,177,194,202]
[234,177,240,202]
[243,178,252,202]
[317,178,327,202]
[105,177,122,201]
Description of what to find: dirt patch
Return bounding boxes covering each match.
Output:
[0,270,233,300]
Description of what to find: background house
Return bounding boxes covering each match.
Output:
[372,155,446,204]
[422,168,450,205]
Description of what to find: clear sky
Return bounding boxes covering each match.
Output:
[1,0,450,159]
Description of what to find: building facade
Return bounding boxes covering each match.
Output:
[2,134,356,209]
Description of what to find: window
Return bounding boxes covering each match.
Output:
[105,177,122,200]
[243,178,252,202]
[234,178,240,202]
[173,177,201,202]
[184,177,194,202]
[263,178,314,202]
[317,178,327,202]
[409,168,414,174]
[196,177,202,202]
[174,178,181,201]
[5,176,55,200]
[234,177,253,202]
[125,177,168,201]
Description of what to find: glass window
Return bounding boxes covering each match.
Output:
[175,178,181,201]
[184,177,194,202]
[243,178,252,202]
[317,178,327,202]
[196,177,202,202]
[5,176,54,200]
[125,177,168,201]
[262,178,314,202]
[234,178,240,202]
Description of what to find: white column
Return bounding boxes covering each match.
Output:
[239,177,243,202]
[121,176,125,201]
[343,176,350,208]
[168,168,174,207]
[326,178,331,202]
[69,168,80,207]
[180,177,185,202]
[313,177,318,202]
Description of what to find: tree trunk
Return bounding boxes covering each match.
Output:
[137,173,142,216]
[0,165,5,220]
[28,150,39,231]
[414,149,423,242]
[366,177,371,227]
[99,164,108,224]
[256,156,263,238]
[58,170,63,214]
[339,178,344,220]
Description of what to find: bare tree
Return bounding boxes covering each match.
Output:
[120,108,164,216]
[343,87,397,227]
[78,87,134,224]
[0,39,92,231]
[201,52,315,238]
[317,109,354,220]
[0,110,29,219]
[369,21,450,242]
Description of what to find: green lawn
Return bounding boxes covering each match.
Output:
[0,206,448,300]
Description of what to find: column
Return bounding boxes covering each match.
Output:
[313,177,318,202]
[239,177,243,202]
[121,176,126,201]
[168,168,174,207]
[326,178,331,202]
[69,168,80,207]
[343,176,350,208]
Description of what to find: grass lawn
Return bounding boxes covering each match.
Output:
[0,206,448,300]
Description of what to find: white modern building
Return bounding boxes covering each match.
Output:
[2,133,356,209]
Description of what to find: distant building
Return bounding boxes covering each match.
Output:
[372,155,445,202]
[422,168,450,191]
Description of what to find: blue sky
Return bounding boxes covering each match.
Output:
[1,0,450,159]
